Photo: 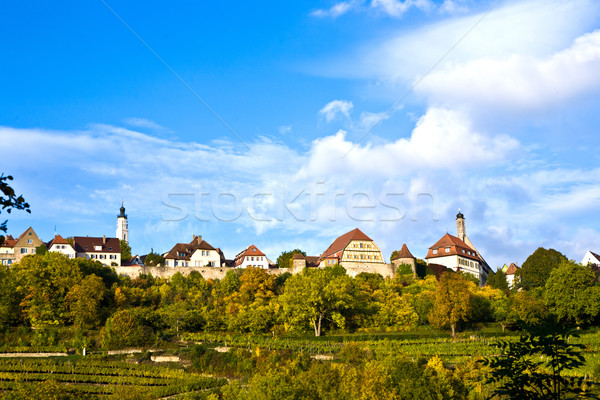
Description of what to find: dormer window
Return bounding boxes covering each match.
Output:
[94,245,102,251]
[433,249,438,254]
[252,248,256,252]
[445,247,450,253]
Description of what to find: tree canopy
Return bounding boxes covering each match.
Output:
[517,247,567,291]
[276,249,306,269]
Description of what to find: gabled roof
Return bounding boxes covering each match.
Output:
[235,244,266,260]
[505,262,518,275]
[392,243,415,260]
[320,228,373,259]
[426,233,480,261]
[164,236,217,261]
[47,234,71,248]
[73,236,121,254]
[1,235,16,248]
[590,251,600,263]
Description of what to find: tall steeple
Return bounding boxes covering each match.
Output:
[456,209,466,242]
[116,201,128,243]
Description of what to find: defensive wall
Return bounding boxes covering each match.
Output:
[113,262,396,280]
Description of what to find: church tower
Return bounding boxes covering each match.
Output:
[456,209,466,242]
[116,202,128,243]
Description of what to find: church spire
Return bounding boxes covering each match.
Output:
[456,209,466,242]
[117,202,128,243]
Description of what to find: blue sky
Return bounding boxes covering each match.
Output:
[2,0,600,268]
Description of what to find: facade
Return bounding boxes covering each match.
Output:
[582,251,600,267]
[73,236,121,266]
[164,235,223,267]
[116,203,128,243]
[292,253,320,269]
[504,262,519,288]
[234,245,272,269]
[0,227,44,265]
[319,228,385,268]
[47,234,76,258]
[425,211,492,285]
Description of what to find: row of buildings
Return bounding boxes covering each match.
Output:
[1,202,508,285]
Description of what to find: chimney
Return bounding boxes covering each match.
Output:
[103,235,106,244]
[197,235,202,244]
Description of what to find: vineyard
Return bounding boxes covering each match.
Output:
[0,356,226,398]
[184,329,600,372]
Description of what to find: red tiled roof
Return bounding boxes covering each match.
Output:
[320,228,373,259]
[73,236,121,254]
[425,233,479,261]
[164,237,217,261]
[505,262,518,275]
[392,243,415,260]
[1,235,16,248]
[234,245,267,266]
[47,234,70,248]
[427,263,448,280]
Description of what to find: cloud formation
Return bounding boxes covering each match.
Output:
[319,100,354,122]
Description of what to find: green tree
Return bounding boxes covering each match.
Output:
[517,247,567,291]
[487,269,509,292]
[276,249,306,269]
[144,248,164,266]
[429,272,475,337]
[507,290,549,327]
[102,309,154,348]
[545,260,600,325]
[35,243,47,256]
[16,253,82,326]
[65,274,107,328]
[0,173,31,243]
[483,324,597,399]
[0,264,23,328]
[280,265,355,336]
[120,240,132,262]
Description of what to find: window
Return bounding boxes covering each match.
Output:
[109,247,112,251]
[94,245,102,251]
[252,248,256,252]
[361,254,364,259]
[360,243,363,248]
[445,247,450,253]
[433,249,438,255]
[27,239,32,244]
[21,248,27,254]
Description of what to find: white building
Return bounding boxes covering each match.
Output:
[425,211,492,285]
[47,234,76,258]
[116,202,128,243]
[164,235,224,267]
[582,251,600,267]
[73,236,121,266]
[234,245,272,269]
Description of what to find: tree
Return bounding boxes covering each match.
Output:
[0,173,31,243]
[487,269,509,293]
[35,243,47,255]
[483,324,597,399]
[517,247,567,291]
[144,248,164,266]
[65,274,107,328]
[545,260,600,325]
[16,253,82,327]
[276,249,306,269]
[120,240,132,261]
[280,265,355,336]
[429,272,475,337]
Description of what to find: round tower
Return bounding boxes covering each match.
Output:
[456,209,466,242]
[116,202,128,243]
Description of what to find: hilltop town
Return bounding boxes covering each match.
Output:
[3,203,599,287]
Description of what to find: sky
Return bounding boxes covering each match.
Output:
[1,0,600,268]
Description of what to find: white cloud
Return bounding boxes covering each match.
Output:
[278,125,292,135]
[418,29,600,110]
[321,0,600,82]
[318,100,354,122]
[311,1,360,18]
[122,117,169,131]
[301,107,519,179]
[370,0,433,17]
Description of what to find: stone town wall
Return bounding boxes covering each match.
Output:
[113,265,290,281]
[114,263,396,280]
